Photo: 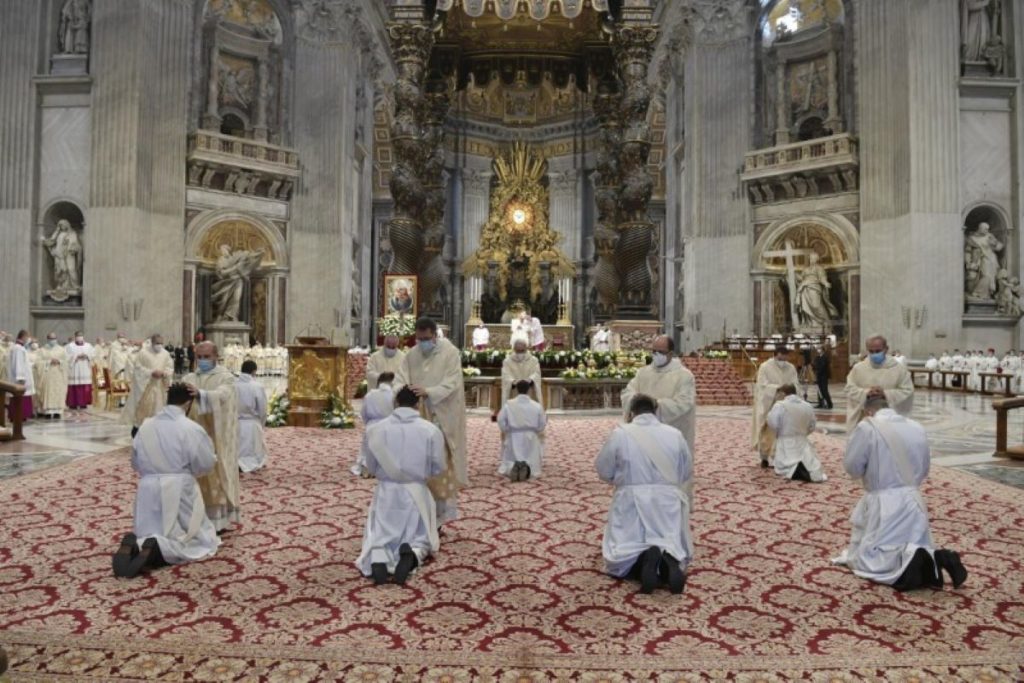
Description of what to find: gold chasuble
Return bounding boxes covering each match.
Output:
[183,365,241,531]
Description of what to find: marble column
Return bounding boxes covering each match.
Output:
[857,0,961,354]
[0,0,41,332]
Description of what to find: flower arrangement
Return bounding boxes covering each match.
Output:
[320,392,356,429]
[354,379,368,398]
[461,348,651,370]
[377,315,415,338]
[266,393,289,427]
[703,349,729,359]
[559,364,637,380]
[462,366,482,377]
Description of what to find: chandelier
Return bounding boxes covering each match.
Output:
[435,0,610,21]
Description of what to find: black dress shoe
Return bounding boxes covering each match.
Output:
[639,546,662,594]
[760,458,770,468]
[393,543,419,585]
[892,547,935,592]
[791,462,812,482]
[112,533,139,578]
[660,552,686,595]
[124,538,160,579]
[521,463,531,481]
[371,562,389,585]
[935,549,968,588]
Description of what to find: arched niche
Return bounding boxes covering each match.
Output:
[184,210,288,344]
[751,213,859,336]
[36,199,86,306]
[963,202,1013,309]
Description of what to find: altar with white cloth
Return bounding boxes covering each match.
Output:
[463,323,575,350]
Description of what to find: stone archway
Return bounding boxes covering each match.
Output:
[751,214,859,338]
[184,210,288,344]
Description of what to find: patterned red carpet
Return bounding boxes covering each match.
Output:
[1,417,1022,681]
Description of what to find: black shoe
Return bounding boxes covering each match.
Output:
[892,547,935,592]
[371,562,389,585]
[112,533,139,578]
[660,553,686,595]
[521,463,531,481]
[124,538,160,578]
[791,462,812,482]
[639,546,662,594]
[760,458,770,468]
[394,543,419,585]
[935,549,968,588]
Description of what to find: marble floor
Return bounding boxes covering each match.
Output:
[3,384,1023,489]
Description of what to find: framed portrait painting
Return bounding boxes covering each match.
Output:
[383,275,417,318]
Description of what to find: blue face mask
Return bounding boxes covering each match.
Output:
[417,339,435,354]
[869,351,886,365]
[198,359,215,373]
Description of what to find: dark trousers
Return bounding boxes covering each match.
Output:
[816,376,833,408]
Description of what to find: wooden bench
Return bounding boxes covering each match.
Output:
[937,370,969,392]
[993,396,1024,460]
[0,380,26,442]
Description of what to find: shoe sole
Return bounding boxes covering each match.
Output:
[663,554,685,594]
[639,547,661,594]
[112,533,138,578]
[394,543,417,585]
[939,551,968,588]
[371,563,389,585]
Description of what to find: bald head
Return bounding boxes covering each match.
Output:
[651,335,674,354]
[865,335,888,351]
[195,341,219,360]
[513,338,528,353]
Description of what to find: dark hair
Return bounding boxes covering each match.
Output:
[167,382,193,406]
[775,345,789,355]
[241,360,257,374]
[414,317,437,334]
[16,329,28,341]
[515,379,533,395]
[396,386,419,407]
[778,383,797,396]
[629,394,657,416]
[377,372,395,386]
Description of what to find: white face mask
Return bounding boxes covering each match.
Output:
[152,344,163,352]
[514,351,527,360]
[383,347,397,358]
[652,351,670,367]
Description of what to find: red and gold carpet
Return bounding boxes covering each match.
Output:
[1,417,1022,681]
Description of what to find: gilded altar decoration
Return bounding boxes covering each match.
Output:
[198,220,275,266]
[290,349,332,400]
[463,142,575,303]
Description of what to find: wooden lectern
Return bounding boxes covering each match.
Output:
[285,337,348,427]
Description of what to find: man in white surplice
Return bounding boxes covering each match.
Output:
[122,334,174,438]
[922,353,940,387]
[845,335,914,433]
[621,335,696,457]
[366,335,405,388]
[500,339,543,408]
[114,383,220,578]
[597,394,694,595]
[64,331,94,409]
[236,360,268,473]
[592,323,610,352]
[352,372,395,477]
[394,318,467,525]
[766,384,827,483]
[831,397,967,592]
[752,346,800,466]
[497,379,546,482]
[356,386,445,585]
[471,323,490,350]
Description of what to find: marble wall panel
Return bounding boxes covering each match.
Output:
[39,107,91,206]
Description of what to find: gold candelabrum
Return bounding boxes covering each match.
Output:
[556,301,570,326]
[468,300,483,326]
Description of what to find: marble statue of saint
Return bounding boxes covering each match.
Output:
[795,252,838,328]
[965,222,1003,300]
[960,0,994,63]
[211,244,264,322]
[58,0,91,55]
[42,219,83,300]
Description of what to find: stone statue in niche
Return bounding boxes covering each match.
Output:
[960,0,1005,74]
[42,219,83,302]
[795,252,838,329]
[995,269,1021,316]
[58,0,91,55]
[350,264,362,319]
[964,222,1004,300]
[211,244,264,322]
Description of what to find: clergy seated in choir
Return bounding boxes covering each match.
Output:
[236,360,268,474]
[36,333,67,419]
[597,395,694,595]
[472,322,490,350]
[366,334,405,388]
[845,335,914,433]
[752,346,800,467]
[64,330,94,410]
[501,339,543,408]
[122,334,174,438]
[497,380,546,482]
[394,318,467,525]
[621,335,696,457]
[766,384,827,483]
[355,386,445,586]
[352,372,395,478]
[182,341,241,533]
[6,330,35,421]
[922,353,940,386]
[831,397,967,592]
[114,383,220,579]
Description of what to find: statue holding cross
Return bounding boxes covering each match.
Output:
[763,240,816,330]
